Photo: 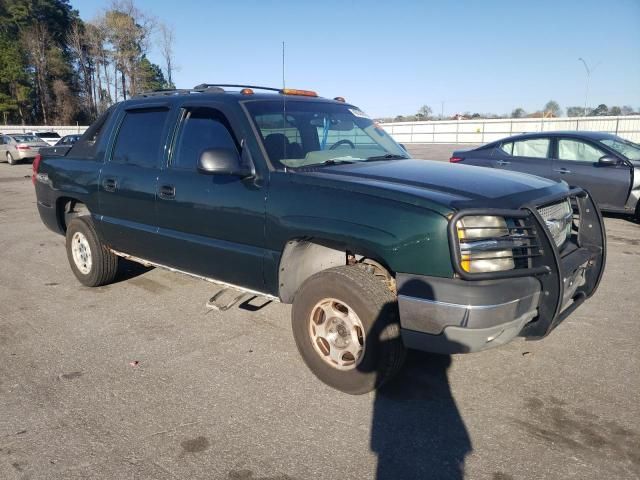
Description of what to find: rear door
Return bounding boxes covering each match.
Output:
[97,104,171,260]
[495,137,553,178]
[154,104,266,291]
[551,137,631,210]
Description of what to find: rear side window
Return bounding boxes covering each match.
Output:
[112,109,168,168]
[69,106,114,158]
[500,142,513,155]
[171,108,238,170]
[512,138,550,158]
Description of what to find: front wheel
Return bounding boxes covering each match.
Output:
[291,266,406,394]
[65,216,118,287]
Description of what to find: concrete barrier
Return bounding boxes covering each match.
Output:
[380,115,640,144]
[1,125,89,136]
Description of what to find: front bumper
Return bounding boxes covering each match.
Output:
[397,188,606,354]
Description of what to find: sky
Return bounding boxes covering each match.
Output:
[74,0,640,118]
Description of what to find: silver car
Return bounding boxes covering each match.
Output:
[0,134,49,165]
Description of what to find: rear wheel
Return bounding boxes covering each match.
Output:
[7,152,16,165]
[65,216,118,287]
[291,266,406,394]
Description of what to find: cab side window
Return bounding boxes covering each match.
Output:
[172,108,238,170]
[512,138,550,158]
[558,139,606,162]
[111,108,168,168]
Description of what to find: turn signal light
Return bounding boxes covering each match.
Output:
[280,88,318,97]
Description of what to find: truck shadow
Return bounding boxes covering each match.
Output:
[362,289,471,479]
[113,258,153,283]
[370,351,471,479]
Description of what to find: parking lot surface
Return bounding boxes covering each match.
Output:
[1,152,639,479]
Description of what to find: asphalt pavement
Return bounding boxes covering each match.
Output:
[1,150,639,480]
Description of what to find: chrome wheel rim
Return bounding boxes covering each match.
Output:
[71,232,92,274]
[308,298,365,371]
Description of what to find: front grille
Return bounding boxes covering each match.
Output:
[537,199,572,247]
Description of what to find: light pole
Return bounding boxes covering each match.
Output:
[578,58,600,117]
[578,58,590,116]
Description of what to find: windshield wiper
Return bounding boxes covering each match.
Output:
[364,154,408,162]
[317,159,357,166]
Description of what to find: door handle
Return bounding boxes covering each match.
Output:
[102,178,117,192]
[554,168,572,174]
[496,160,511,166]
[159,184,176,199]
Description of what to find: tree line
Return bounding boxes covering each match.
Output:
[381,100,639,123]
[0,0,175,126]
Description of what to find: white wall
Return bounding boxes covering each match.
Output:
[1,125,89,136]
[380,115,640,144]
[4,115,640,145]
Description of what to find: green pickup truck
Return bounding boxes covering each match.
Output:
[33,84,606,394]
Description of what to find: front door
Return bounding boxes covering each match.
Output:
[154,105,266,291]
[551,137,631,210]
[97,106,171,260]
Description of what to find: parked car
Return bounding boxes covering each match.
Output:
[0,134,49,164]
[450,132,640,220]
[33,85,605,394]
[26,131,62,146]
[40,134,82,157]
[55,134,81,146]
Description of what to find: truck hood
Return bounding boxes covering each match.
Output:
[294,159,568,213]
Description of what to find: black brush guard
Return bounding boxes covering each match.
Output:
[448,188,606,339]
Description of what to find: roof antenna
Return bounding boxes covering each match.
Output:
[282,41,287,172]
[282,41,286,90]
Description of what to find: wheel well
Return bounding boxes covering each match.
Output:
[57,197,90,232]
[278,239,394,303]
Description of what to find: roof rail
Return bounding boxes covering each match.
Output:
[193,83,281,93]
[132,86,224,99]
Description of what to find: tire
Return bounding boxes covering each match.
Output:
[7,152,16,165]
[65,216,118,287]
[291,265,406,395]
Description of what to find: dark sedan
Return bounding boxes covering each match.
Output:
[54,134,81,146]
[451,131,640,219]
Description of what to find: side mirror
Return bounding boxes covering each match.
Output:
[198,148,252,177]
[598,155,618,166]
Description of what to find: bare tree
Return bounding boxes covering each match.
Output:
[21,24,54,124]
[418,105,432,120]
[67,21,96,117]
[158,23,175,88]
[105,0,156,98]
[52,79,78,124]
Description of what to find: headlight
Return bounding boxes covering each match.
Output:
[456,216,515,273]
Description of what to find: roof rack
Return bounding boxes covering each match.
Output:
[133,86,225,99]
[193,83,281,93]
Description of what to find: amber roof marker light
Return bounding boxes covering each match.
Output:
[240,88,254,95]
[280,88,318,97]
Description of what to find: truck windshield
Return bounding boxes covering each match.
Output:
[245,100,408,168]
